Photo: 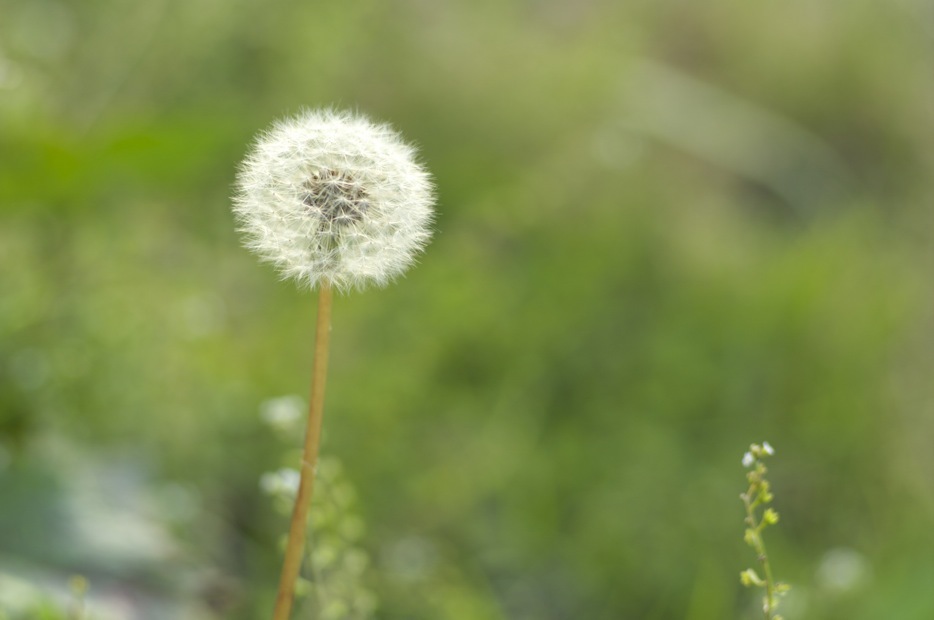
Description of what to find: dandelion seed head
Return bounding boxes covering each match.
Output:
[233,109,435,291]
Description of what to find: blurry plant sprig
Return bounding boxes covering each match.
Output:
[67,575,89,620]
[740,442,790,620]
[260,401,376,620]
[0,573,89,620]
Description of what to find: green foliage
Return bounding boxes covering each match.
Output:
[260,402,377,620]
[2,1,934,619]
[0,573,86,620]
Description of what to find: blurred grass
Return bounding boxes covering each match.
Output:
[2,0,933,619]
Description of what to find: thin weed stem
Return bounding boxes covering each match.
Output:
[739,443,787,620]
[742,486,776,619]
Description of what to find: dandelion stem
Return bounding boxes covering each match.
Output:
[272,283,333,620]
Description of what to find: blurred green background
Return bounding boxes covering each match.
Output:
[1,0,933,618]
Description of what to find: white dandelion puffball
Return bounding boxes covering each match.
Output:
[233,109,435,291]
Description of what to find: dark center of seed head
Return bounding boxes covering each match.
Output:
[302,169,369,227]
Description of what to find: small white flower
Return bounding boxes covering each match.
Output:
[233,109,435,291]
[260,468,301,497]
[762,441,774,456]
[260,395,305,430]
[742,451,755,468]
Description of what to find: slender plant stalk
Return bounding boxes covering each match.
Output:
[740,443,787,620]
[742,487,776,619]
[272,283,333,620]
